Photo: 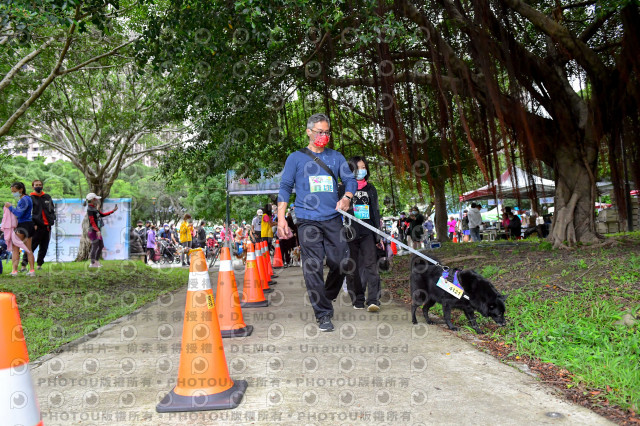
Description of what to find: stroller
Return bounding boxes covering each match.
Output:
[0,235,7,274]
[157,239,177,264]
[0,238,8,261]
[206,235,220,268]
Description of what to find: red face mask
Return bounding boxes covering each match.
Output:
[314,134,329,147]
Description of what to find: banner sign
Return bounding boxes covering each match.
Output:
[227,170,294,196]
[42,198,131,262]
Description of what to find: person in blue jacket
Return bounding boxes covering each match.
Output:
[5,182,35,276]
[277,113,357,332]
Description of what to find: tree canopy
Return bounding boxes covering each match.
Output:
[3,0,637,246]
[0,0,143,137]
[136,0,639,245]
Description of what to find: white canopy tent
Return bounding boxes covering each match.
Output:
[460,166,555,202]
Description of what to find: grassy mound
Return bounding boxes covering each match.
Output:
[0,261,189,359]
[382,233,640,418]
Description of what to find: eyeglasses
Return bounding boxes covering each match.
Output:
[310,129,331,136]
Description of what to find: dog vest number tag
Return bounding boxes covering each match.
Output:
[436,277,464,299]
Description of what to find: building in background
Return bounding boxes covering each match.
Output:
[4,137,158,168]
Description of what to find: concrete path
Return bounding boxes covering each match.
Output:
[29,264,612,425]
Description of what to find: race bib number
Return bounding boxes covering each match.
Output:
[354,205,370,220]
[436,277,464,299]
[309,176,334,193]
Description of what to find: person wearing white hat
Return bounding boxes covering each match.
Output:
[86,193,118,267]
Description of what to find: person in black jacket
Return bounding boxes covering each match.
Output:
[279,208,298,265]
[344,156,382,312]
[407,205,425,249]
[507,213,522,240]
[21,179,56,270]
[396,213,408,244]
[195,221,207,249]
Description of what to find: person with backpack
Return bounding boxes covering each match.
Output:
[19,179,55,270]
[5,182,36,276]
[277,113,356,332]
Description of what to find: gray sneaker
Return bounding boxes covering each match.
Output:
[317,316,334,332]
[37,265,43,270]
[26,271,36,277]
[367,304,380,312]
[19,267,27,273]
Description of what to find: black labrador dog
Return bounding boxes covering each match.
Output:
[410,255,507,333]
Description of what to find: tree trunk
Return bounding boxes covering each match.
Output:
[549,142,601,248]
[432,178,449,241]
[75,181,113,261]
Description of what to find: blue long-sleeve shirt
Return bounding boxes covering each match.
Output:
[9,195,33,223]
[278,148,357,221]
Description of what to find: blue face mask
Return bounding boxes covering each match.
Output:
[12,192,20,198]
[356,169,367,180]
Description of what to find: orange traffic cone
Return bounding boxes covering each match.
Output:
[256,242,273,294]
[264,242,277,285]
[453,234,458,243]
[240,243,268,308]
[216,246,253,338]
[156,248,247,412]
[272,240,284,268]
[0,293,43,426]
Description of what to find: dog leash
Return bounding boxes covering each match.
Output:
[336,209,442,266]
[337,209,470,300]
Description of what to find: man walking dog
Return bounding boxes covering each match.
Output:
[277,113,357,332]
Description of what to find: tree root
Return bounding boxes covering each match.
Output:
[582,238,617,250]
[555,243,575,250]
[551,192,580,249]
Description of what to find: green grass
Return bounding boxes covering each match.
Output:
[0,261,189,359]
[386,237,640,413]
[490,253,640,411]
[492,288,639,411]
